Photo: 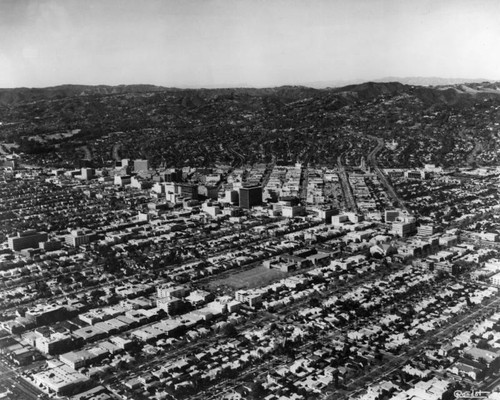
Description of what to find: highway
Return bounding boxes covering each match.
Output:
[299,165,309,202]
[336,144,358,213]
[223,143,245,168]
[365,135,408,212]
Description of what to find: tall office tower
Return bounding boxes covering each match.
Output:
[239,186,263,209]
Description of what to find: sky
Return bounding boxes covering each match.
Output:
[1,0,500,88]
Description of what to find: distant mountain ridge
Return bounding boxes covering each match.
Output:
[0,84,171,106]
[1,79,500,107]
[375,76,493,86]
[304,77,495,88]
[3,78,500,170]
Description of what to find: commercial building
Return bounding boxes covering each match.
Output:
[345,212,364,223]
[282,205,306,218]
[165,183,198,200]
[80,168,95,180]
[60,348,108,370]
[25,304,68,326]
[1,156,17,170]
[332,215,349,226]
[73,326,107,343]
[404,170,428,180]
[199,185,219,200]
[202,202,222,218]
[385,210,401,223]
[439,235,458,247]
[157,285,188,299]
[39,240,62,252]
[222,190,239,205]
[114,175,131,186]
[239,186,263,209]
[392,221,417,237]
[417,225,436,236]
[177,183,198,200]
[490,272,500,286]
[164,168,183,182]
[32,361,90,396]
[8,230,48,251]
[186,290,215,306]
[478,232,499,242]
[35,331,77,355]
[157,297,183,315]
[235,290,263,307]
[65,229,97,247]
[312,208,338,223]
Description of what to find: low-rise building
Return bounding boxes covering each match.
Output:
[32,361,91,396]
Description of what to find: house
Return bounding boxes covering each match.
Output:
[449,359,485,381]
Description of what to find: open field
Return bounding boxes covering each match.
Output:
[208,265,287,290]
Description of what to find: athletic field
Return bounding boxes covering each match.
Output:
[208,265,286,290]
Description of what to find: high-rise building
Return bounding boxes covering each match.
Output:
[80,168,95,180]
[164,168,183,182]
[239,186,263,209]
[392,221,417,237]
[8,231,48,251]
[177,183,198,200]
[313,208,338,223]
[199,185,218,199]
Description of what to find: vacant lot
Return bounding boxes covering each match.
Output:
[208,265,286,290]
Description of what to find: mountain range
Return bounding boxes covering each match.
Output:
[0,77,498,106]
[2,77,500,170]
[304,76,495,89]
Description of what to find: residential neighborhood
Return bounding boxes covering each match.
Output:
[1,141,500,400]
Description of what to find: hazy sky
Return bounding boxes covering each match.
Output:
[1,0,500,88]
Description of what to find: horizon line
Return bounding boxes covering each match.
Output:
[1,76,499,91]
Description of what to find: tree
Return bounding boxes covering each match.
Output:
[90,289,105,301]
[478,356,489,366]
[247,382,266,400]
[309,296,321,308]
[221,323,238,338]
